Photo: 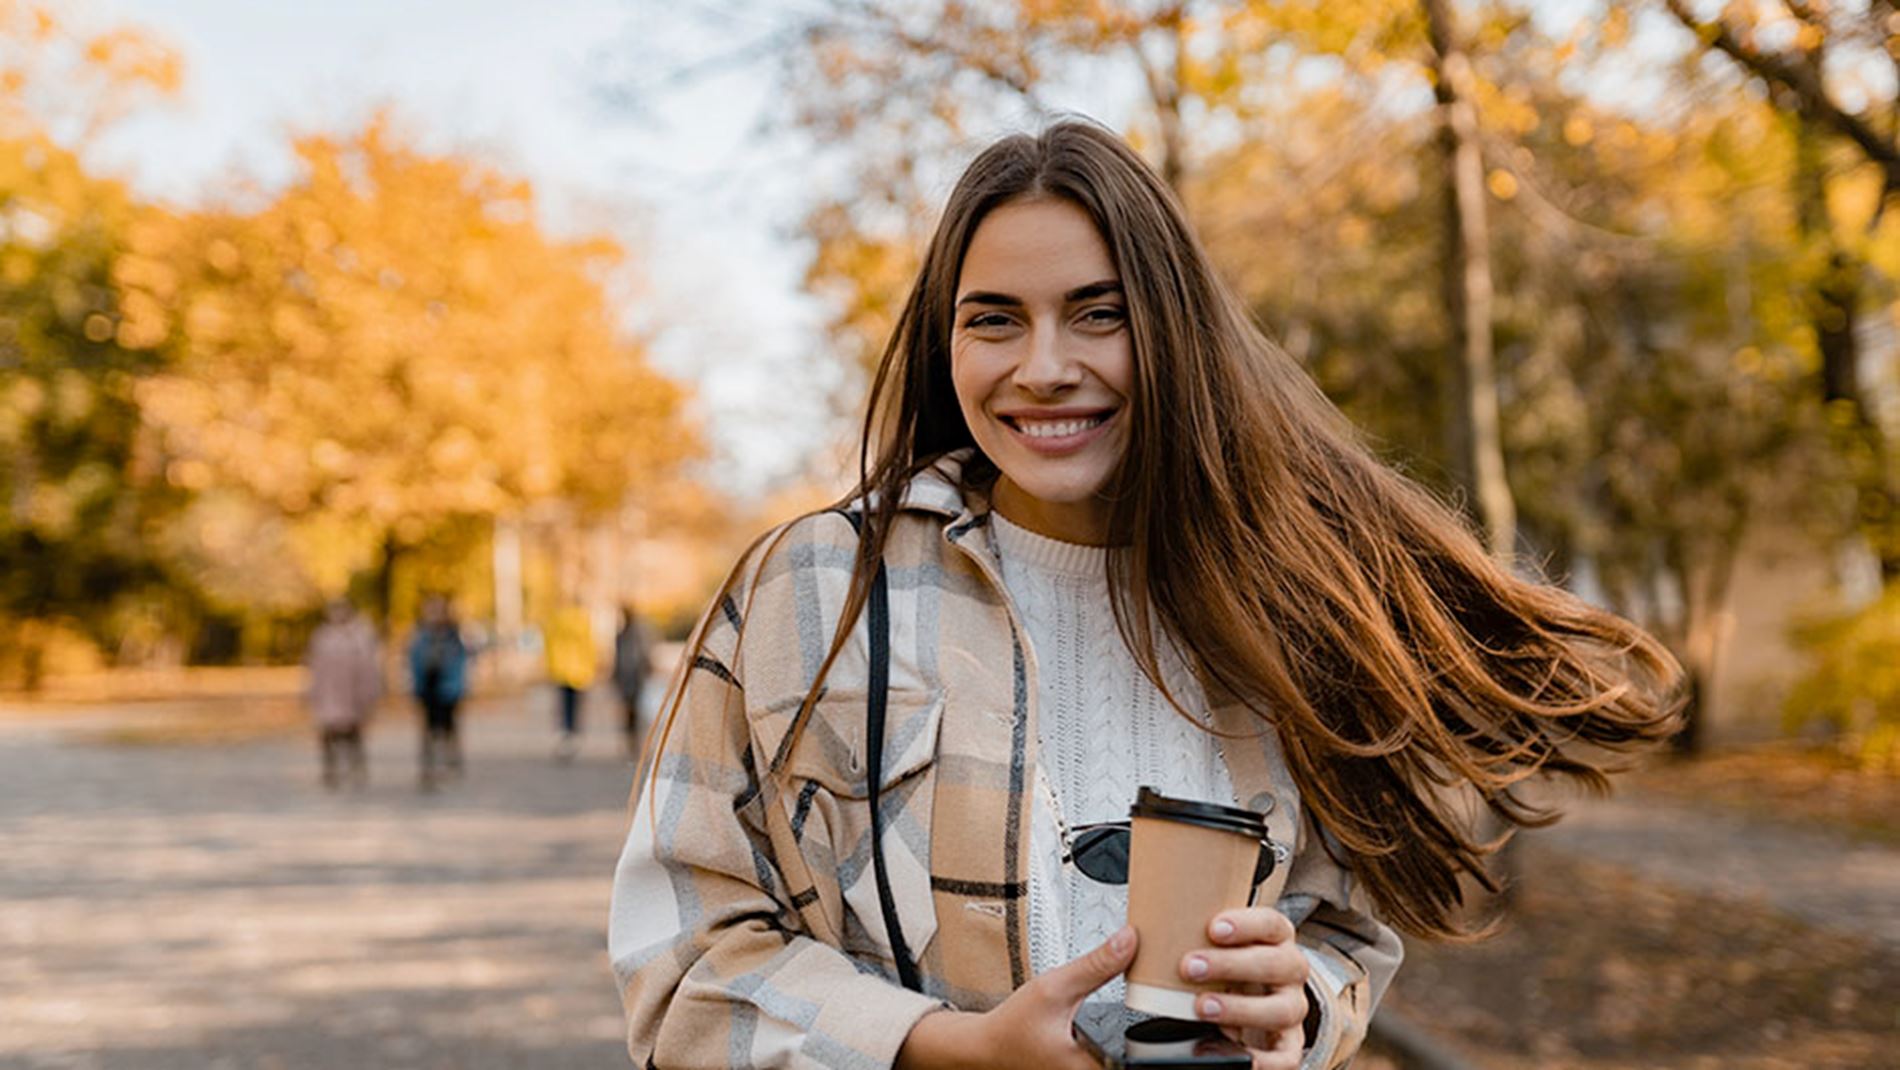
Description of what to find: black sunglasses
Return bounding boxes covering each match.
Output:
[1064,820,1289,889]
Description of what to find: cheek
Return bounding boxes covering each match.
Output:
[1095,336,1136,399]
[948,345,999,424]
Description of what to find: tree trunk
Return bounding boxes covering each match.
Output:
[373,530,404,635]
[1137,4,1188,194]
[20,625,46,693]
[1660,521,1745,757]
[1425,0,1517,560]
[1794,106,1900,580]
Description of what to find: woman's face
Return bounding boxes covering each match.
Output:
[950,196,1133,545]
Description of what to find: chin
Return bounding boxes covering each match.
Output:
[996,460,1116,503]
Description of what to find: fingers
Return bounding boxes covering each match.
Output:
[1208,907,1294,947]
[1037,925,1138,1005]
[1181,944,1307,988]
[1178,912,1307,1070]
[971,927,1137,1070]
[1181,908,1307,989]
[1193,985,1307,1034]
[1243,1023,1303,1070]
[1220,1026,1301,1070]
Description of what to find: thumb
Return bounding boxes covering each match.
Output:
[1040,925,1138,1005]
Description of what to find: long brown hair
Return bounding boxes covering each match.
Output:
[660,119,1683,940]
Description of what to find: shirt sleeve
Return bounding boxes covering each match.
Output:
[608,589,945,1069]
[1278,826,1405,1070]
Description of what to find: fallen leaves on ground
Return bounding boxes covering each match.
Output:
[1625,744,1900,846]
[1366,847,1900,1070]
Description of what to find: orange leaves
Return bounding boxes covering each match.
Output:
[78,27,182,95]
[141,112,697,543]
[0,3,180,142]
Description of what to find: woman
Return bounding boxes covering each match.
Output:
[546,601,599,761]
[609,121,1680,1069]
[305,598,381,790]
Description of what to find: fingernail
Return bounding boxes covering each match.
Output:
[1110,926,1134,954]
[1198,995,1222,1020]
[1210,918,1235,941]
[1183,955,1209,980]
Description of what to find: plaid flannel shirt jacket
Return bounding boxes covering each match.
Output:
[609,453,1403,1069]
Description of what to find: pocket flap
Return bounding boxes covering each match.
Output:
[784,688,944,798]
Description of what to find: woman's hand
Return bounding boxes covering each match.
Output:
[896,925,1137,1070]
[1179,908,1310,1070]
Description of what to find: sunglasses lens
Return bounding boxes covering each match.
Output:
[1070,826,1131,885]
[1069,827,1285,889]
[1252,841,1286,887]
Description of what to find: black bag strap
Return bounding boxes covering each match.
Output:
[865,557,923,991]
[844,507,923,993]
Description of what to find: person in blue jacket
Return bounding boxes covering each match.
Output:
[408,593,470,790]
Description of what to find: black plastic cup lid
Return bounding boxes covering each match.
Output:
[1128,786,1267,839]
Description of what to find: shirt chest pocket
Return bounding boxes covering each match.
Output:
[781,687,944,973]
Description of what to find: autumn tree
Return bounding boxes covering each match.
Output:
[130,112,696,627]
[1188,9,1840,749]
[631,2,1885,752]
[0,5,184,686]
[0,1,180,146]
[1422,0,1516,556]
[1662,0,1900,581]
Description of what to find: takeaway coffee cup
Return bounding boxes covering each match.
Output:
[1122,786,1269,1019]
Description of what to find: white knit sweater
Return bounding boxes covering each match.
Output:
[988,512,1236,1001]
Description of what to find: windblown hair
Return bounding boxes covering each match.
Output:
[805,119,1682,940]
[649,119,1684,940]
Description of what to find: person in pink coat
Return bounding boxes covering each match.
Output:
[305,599,382,790]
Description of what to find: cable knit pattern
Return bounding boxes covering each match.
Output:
[989,512,1235,1003]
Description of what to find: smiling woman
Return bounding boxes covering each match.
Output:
[609,119,1684,1070]
[951,197,1133,543]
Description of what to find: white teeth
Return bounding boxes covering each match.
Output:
[1013,415,1105,438]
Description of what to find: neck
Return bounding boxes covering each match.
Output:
[991,477,1112,546]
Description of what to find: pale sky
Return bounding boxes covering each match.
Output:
[81,0,843,498]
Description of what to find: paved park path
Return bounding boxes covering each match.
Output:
[6,685,1897,1070]
[0,691,641,1070]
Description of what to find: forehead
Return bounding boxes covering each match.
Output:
[957,197,1117,296]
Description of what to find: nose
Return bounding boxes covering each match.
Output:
[1012,317,1081,396]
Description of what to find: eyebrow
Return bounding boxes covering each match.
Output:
[955,279,1124,309]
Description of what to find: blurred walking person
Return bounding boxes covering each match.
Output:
[305,599,381,790]
[544,601,596,762]
[612,605,653,762]
[408,594,470,790]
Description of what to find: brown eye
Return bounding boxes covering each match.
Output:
[966,312,1014,331]
[1079,306,1126,328]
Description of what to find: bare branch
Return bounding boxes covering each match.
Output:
[1478,133,1660,256]
[1663,0,1900,195]
[839,0,1043,102]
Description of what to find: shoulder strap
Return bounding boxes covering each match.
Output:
[849,510,924,992]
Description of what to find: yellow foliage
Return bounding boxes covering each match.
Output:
[132,111,699,551]
[0,3,180,141]
[1788,585,1900,763]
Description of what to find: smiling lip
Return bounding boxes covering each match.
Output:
[998,408,1117,455]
